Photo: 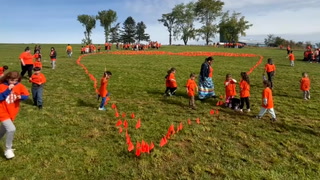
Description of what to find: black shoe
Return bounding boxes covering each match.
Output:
[38,105,43,110]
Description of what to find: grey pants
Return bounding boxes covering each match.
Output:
[0,119,16,150]
[258,107,276,119]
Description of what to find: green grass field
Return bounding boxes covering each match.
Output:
[0,44,319,179]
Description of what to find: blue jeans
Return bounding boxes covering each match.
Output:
[32,84,44,106]
[99,93,110,108]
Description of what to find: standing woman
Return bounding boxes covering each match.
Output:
[49,47,57,69]
[198,56,215,100]
[19,47,34,78]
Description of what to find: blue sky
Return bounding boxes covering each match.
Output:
[1,0,319,44]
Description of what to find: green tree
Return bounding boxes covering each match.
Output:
[96,10,118,43]
[135,21,150,43]
[158,13,177,45]
[194,0,224,45]
[219,11,252,43]
[121,16,136,43]
[172,2,196,45]
[264,34,275,46]
[77,14,96,44]
[109,23,120,43]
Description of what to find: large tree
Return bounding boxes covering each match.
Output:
[109,23,120,43]
[121,16,136,43]
[96,10,117,42]
[77,14,96,44]
[172,2,196,45]
[158,13,177,45]
[135,21,150,43]
[219,11,252,43]
[194,0,224,45]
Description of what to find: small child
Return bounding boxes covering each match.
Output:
[185,73,198,109]
[224,74,237,108]
[263,58,276,89]
[34,50,42,61]
[0,71,29,159]
[286,50,295,67]
[300,72,310,100]
[0,65,9,77]
[34,57,42,69]
[98,71,112,111]
[49,47,57,69]
[29,67,46,109]
[239,72,250,112]
[164,68,177,96]
[256,80,276,121]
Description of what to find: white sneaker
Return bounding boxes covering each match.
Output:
[4,149,15,159]
[247,109,251,112]
[98,107,106,111]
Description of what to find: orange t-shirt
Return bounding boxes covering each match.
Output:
[265,64,276,73]
[239,80,250,98]
[186,79,197,97]
[99,78,109,97]
[19,51,34,65]
[30,73,46,85]
[208,66,213,78]
[225,80,236,97]
[300,77,310,91]
[262,87,273,109]
[0,83,29,121]
[288,54,295,61]
[167,73,177,88]
[66,45,72,51]
[34,61,42,68]
[0,67,5,76]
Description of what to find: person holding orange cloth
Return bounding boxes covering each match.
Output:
[98,71,112,111]
[263,58,276,89]
[19,47,34,78]
[300,72,310,100]
[239,72,250,112]
[0,71,29,159]
[256,80,276,121]
[186,73,198,109]
[29,67,46,109]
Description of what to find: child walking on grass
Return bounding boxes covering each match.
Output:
[239,72,250,112]
[263,58,276,89]
[287,50,295,67]
[256,80,276,121]
[164,68,177,96]
[98,71,112,111]
[186,73,198,109]
[224,74,237,108]
[29,67,46,109]
[0,71,29,159]
[300,72,310,100]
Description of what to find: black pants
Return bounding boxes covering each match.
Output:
[165,87,177,95]
[240,97,250,109]
[21,64,33,78]
[267,71,274,88]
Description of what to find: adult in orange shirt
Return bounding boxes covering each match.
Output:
[263,58,276,89]
[0,71,29,159]
[19,47,34,78]
[29,67,46,109]
[286,50,295,67]
[224,74,237,107]
[98,71,112,111]
[164,68,177,96]
[185,73,198,109]
[300,72,310,100]
[256,80,276,121]
[66,44,73,58]
[198,56,215,100]
[0,65,9,77]
[239,72,250,112]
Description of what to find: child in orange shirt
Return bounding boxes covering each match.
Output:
[300,72,310,100]
[239,72,250,112]
[224,74,237,107]
[286,50,295,67]
[263,58,276,89]
[29,67,46,109]
[49,47,57,69]
[256,80,276,121]
[98,71,112,110]
[164,68,177,96]
[0,65,8,77]
[186,73,198,109]
[0,71,29,159]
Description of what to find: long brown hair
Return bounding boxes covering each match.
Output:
[0,71,21,84]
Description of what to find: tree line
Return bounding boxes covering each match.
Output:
[264,34,320,49]
[77,0,252,45]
